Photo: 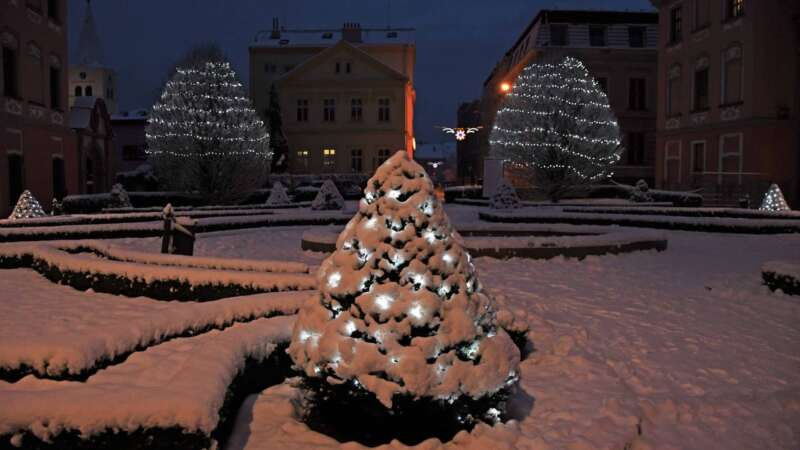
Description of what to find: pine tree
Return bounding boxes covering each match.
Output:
[265,181,291,206]
[490,179,522,209]
[311,179,344,210]
[759,183,790,211]
[490,56,622,202]
[267,84,289,173]
[146,45,270,204]
[108,183,132,208]
[629,179,653,203]
[289,151,519,430]
[8,190,46,220]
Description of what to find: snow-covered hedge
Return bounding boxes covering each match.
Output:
[63,191,202,214]
[310,180,344,210]
[0,243,315,301]
[444,185,483,203]
[0,316,295,450]
[586,184,703,207]
[0,271,308,381]
[562,206,800,220]
[762,261,800,295]
[0,212,349,242]
[479,210,800,234]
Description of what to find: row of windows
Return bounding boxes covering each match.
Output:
[296,98,392,123]
[18,0,61,23]
[2,39,62,109]
[74,85,115,99]
[264,60,355,76]
[295,148,392,172]
[595,76,649,111]
[669,0,744,44]
[5,154,66,208]
[666,45,743,116]
[549,24,649,48]
[663,134,743,184]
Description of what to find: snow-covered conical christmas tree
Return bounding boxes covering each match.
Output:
[490,56,622,202]
[311,179,344,211]
[289,151,519,420]
[759,183,790,211]
[490,179,522,210]
[265,181,291,206]
[8,190,46,220]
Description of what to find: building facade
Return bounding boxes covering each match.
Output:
[249,21,416,175]
[651,0,800,205]
[462,10,659,187]
[111,109,149,177]
[70,96,113,194]
[1,0,76,215]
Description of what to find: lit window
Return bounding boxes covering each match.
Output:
[297,149,310,171]
[323,148,336,171]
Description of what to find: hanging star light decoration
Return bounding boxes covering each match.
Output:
[439,126,483,141]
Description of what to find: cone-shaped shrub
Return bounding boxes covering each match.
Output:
[490,179,522,210]
[311,179,344,210]
[289,151,520,424]
[8,190,46,219]
[265,181,291,206]
[109,183,132,208]
[759,183,790,211]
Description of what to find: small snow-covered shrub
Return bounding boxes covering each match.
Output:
[629,179,653,203]
[109,183,133,208]
[266,182,291,206]
[310,180,344,210]
[8,190,46,219]
[289,151,520,444]
[490,179,521,209]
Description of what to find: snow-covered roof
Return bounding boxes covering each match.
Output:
[111,109,150,122]
[251,27,414,48]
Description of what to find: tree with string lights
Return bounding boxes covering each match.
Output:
[289,151,519,442]
[759,183,790,212]
[146,45,270,204]
[490,56,623,202]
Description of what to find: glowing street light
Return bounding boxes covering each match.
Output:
[499,82,512,93]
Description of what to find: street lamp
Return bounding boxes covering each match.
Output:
[499,82,512,93]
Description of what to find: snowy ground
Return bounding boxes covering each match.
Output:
[2,203,799,448]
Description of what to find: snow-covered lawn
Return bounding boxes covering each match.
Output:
[1,203,799,448]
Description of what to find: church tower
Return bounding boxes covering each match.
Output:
[69,0,117,114]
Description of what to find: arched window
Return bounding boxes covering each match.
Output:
[722,44,743,104]
[7,154,23,208]
[52,157,65,200]
[74,85,82,97]
[667,64,682,116]
[85,85,93,96]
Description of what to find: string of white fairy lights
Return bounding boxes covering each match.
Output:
[146,60,269,160]
[491,56,621,181]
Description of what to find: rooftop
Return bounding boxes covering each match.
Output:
[251,20,414,48]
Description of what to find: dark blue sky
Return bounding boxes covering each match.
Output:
[68,0,654,142]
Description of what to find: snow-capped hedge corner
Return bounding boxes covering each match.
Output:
[490,179,521,210]
[266,181,291,206]
[289,151,520,422]
[310,180,344,211]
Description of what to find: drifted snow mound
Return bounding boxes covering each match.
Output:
[8,190,46,220]
[311,180,344,211]
[289,151,520,408]
[490,179,521,210]
[266,181,291,206]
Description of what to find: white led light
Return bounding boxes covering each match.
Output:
[327,272,341,288]
[409,303,424,320]
[375,294,393,310]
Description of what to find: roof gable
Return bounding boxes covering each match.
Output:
[277,40,408,85]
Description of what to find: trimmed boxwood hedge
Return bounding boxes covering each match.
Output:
[479,212,800,234]
[0,252,310,301]
[0,344,295,450]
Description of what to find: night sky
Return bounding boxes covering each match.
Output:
[68,0,654,143]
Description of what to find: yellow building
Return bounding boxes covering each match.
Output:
[249,21,415,174]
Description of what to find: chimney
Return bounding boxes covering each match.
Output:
[342,22,362,43]
[270,17,281,39]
